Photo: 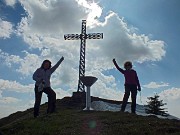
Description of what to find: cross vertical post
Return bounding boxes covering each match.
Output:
[64,20,103,92]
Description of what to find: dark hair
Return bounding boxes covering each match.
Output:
[124,61,132,69]
[41,60,51,69]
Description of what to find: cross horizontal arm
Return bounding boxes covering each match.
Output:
[64,33,103,40]
[86,33,103,39]
[64,34,80,40]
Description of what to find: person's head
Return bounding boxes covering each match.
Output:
[124,61,132,70]
[41,60,51,70]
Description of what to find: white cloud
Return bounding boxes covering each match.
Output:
[55,89,72,99]
[4,0,17,7]
[18,0,91,35]
[0,49,41,76]
[0,99,33,119]
[86,12,166,66]
[92,82,124,101]
[0,49,21,67]
[159,88,180,118]
[0,90,2,98]
[76,0,102,25]
[143,82,169,89]
[0,105,20,118]
[16,51,41,76]
[159,87,180,101]
[15,0,166,72]
[0,79,34,93]
[0,92,22,118]
[0,19,13,39]
[87,70,124,101]
[0,97,20,104]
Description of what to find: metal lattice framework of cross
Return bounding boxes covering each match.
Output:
[64,20,103,92]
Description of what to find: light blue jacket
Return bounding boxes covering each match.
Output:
[33,59,63,88]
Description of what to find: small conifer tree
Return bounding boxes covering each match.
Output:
[145,93,168,116]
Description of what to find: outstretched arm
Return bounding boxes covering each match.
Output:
[112,59,124,74]
[50,56,64,73]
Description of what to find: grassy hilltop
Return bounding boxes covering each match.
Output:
[0,96,180,135]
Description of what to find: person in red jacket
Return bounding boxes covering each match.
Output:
[113,59,141,114]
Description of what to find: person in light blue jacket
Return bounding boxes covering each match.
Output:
[33,57,64,117]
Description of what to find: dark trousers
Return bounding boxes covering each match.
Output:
[34,86,56,117]
[121,84,137,113]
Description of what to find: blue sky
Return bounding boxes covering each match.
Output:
[0,0,180,118]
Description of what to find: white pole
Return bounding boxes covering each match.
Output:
[81,76,97,111]
[84,86,93,110]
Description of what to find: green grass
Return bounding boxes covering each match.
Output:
[0,97,180,135]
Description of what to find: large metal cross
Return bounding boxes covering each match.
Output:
[64,20,103,92]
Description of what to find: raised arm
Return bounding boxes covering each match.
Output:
[50,56,64,73]
[112,59,124,74]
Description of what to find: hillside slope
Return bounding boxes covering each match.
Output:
[0,96,180,135]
